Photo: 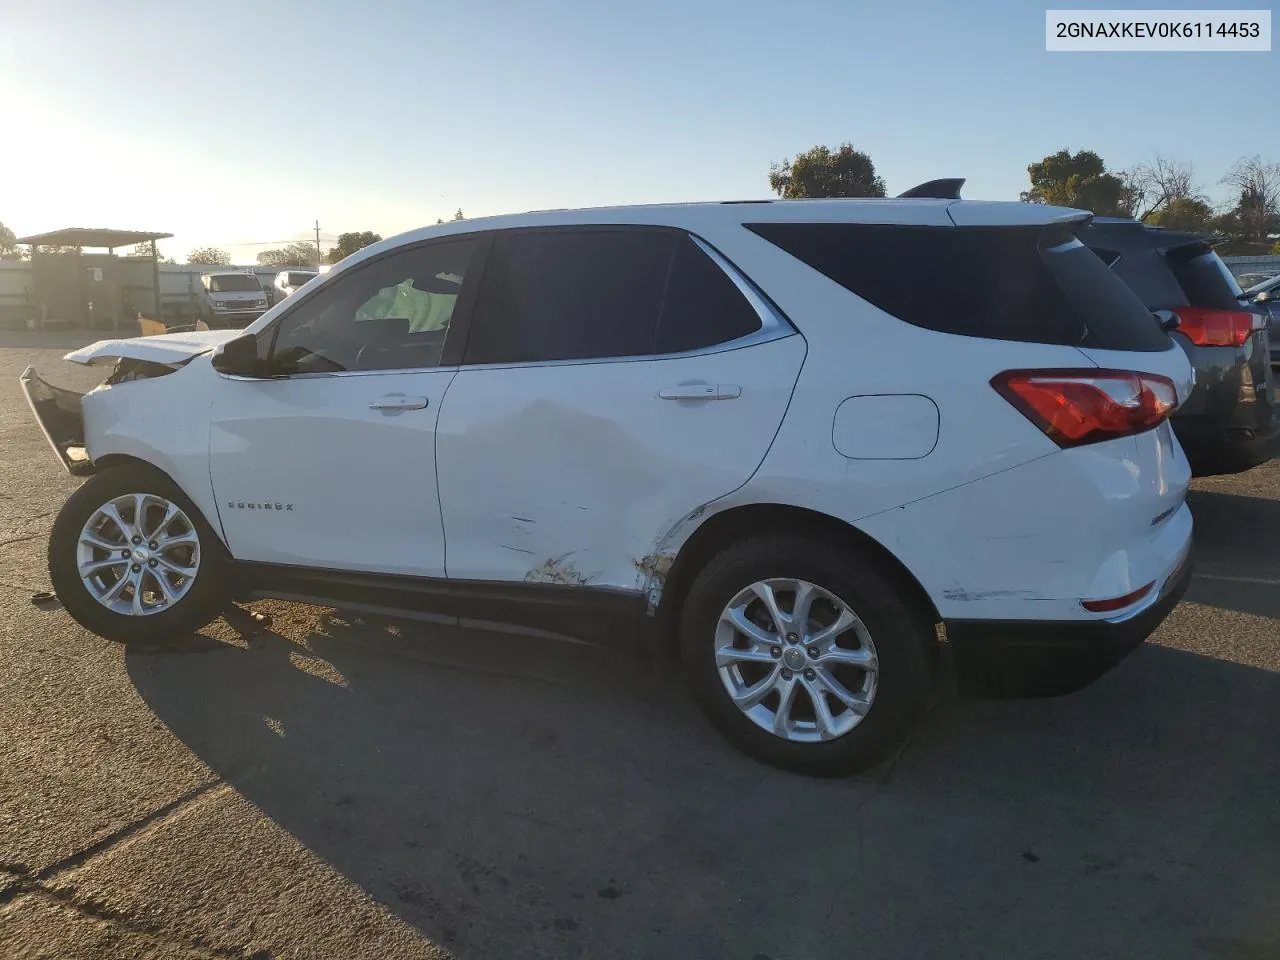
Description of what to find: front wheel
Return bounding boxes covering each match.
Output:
[48,464,229,644]
[679,535,933,776]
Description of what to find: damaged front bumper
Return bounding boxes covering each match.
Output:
[19,366,90,474]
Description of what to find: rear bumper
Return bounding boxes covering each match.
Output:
[946,548,1192,699]
[1173,414,1280,476]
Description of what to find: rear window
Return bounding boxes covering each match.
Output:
[1167,247,1244,309]
[746,222,1170,351]
[288,272,316,286]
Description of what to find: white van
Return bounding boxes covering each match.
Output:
[200,272,269,327]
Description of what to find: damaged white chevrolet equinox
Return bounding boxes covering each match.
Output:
[22,188,1195,775]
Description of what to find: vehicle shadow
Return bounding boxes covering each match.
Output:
[1186,488,1280,618]
[126,605,1280,960]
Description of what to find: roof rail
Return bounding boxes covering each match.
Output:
[897,178,965,200]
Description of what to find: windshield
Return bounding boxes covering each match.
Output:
[208,275,261,293]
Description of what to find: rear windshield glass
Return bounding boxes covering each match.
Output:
[1167,247,1244,309]
[745,222,1170,351]
[208,275,261,292]
[288,272,316,286]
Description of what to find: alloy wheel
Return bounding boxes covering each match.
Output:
[715,578,878,742]
[76,493,201,616]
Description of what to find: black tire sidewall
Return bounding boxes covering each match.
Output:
[48,464,229,644]
[680,537,931,776]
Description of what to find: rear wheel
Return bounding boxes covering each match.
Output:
[48,464,229,644]
[680,535,932,776]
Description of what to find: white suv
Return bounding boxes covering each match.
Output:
[20,196,1195,775]
[272,269,319,302]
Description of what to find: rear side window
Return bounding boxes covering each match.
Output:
[1088,242,1187,310]
[746,222,1170,352]
[1167,247,1244,309]
[464,229,767,364]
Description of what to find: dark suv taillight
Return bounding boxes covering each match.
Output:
[1173,307,1261,347]
[992,369,1178,448]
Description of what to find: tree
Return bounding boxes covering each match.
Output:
[0,221,20,260]
[1220,156,1280,242]
[1123,153,1202,220]
[1144,197,1214,234]
[188,247,232,266]
[436,209,466,224]
[768,144,886,199]
[325,231,382,264]
[256,242,317,268]
[1021,149,1132,216]
[126,242,175,264]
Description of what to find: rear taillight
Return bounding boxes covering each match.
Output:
[1173,307,1258,346]
[992,369,1178,448]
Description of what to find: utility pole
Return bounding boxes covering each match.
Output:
[314,219,322,268]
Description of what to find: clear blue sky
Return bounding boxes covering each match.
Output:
[1,0,1276,262]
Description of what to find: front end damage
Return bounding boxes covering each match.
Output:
[19,366,90,474]
[19,330,233,476]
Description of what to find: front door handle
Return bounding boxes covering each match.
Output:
[658,383,741,401]
[369,395,429,411]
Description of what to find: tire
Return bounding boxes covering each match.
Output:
[48,463,230,644]
[679,534,932,776]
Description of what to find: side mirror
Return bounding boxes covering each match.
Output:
[212,334,265,377]
[1256,291,1271,304]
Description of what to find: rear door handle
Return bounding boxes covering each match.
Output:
[659,384,741,401]
[369,395,429,411]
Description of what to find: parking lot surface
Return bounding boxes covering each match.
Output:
[1,332,1278,959]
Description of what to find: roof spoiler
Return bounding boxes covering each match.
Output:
[897,178,965,200]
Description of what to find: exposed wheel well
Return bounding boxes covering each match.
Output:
[655,503,940,649]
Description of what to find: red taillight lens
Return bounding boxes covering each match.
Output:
[1174,307,1256,346]
[992,369,1178,448]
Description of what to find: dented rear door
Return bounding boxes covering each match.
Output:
[435,228,804,593]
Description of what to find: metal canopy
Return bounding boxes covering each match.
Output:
[16,227,173,249]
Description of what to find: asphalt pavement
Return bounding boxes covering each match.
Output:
[1,331,1277,959]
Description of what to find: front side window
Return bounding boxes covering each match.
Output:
[463,229,767,365]
[265,239,478,374]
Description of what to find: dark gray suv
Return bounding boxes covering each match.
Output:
[1083,218,1277,476]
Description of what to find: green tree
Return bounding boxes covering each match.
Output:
[1021,149,1132,216]
[768,144,886,199]
[188,246,232,266]
[1144,197,1214,234]
[256,242,317,268]
[0,221,21,259]
[436,209,466,224]
[1273,239,1280,255]
[325,231,382,264]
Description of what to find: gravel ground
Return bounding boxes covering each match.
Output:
[1,332,1277,960]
